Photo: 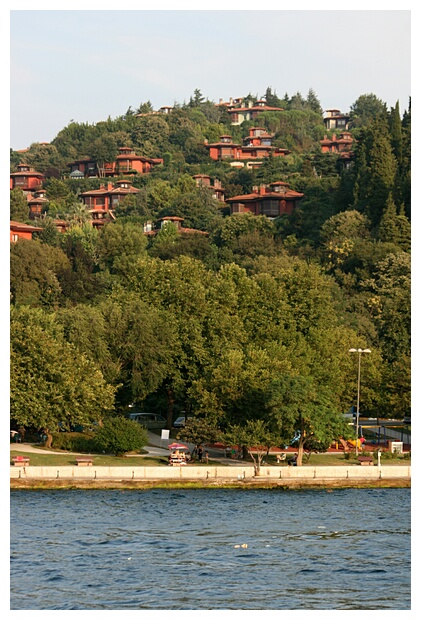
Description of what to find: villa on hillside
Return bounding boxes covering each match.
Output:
[68,147,163,179]
[143,216,209,237]
[319,131,356,168]
[323,109,350,131]
[225,181,303,218]
[206,128,290,165]
[217,98,283,125]
[10,220,42,242]
[79,179,140,227]
[27,189,49,219]
[10,164,44,195]
[193,174,225,202]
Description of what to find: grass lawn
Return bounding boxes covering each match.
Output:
[9,449,224,468]
[11,448,410,468]
[262,453,411,467]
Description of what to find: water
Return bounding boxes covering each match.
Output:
[10,488,410,610]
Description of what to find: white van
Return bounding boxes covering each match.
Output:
[128,413,167,431]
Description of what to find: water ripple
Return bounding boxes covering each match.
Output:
[10,488,410,610]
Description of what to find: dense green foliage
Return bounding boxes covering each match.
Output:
[93,416,148,456]
[10,88,411,448]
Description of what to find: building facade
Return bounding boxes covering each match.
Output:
[226,181,303,218]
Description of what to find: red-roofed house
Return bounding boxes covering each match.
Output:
[323,109,350,131]
[320,132,356,168]
[10,164,44,194]
[144,216,209,237]
[226,182,303,218]
[68,148,163,179]
[206,128,289,164]
[227,99,283,125]
[10,221,42,242]
[79,179,140,227]
[193,174,225,202]
[27,189,49,219]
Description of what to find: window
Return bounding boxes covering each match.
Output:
[261,200,280,216]
[12,234,19,242]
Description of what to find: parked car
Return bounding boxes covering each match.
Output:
[128,413,167,431]
[173,416,186,428]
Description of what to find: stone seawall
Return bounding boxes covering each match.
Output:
[10,464,411,483]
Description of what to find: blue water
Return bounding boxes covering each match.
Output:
[10,488,410,610]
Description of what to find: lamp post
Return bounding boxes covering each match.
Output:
[349,348,371,456]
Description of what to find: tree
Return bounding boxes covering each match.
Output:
[223,419,281,475]
[10,306,116,431]
[264,87,283,108]
[176,417,220,447]
[89,134,118,177]
[362,252,410,363]
[268,376,349,466]
[352,120,398,229]
[306,88,323,115]
[10,188,29,221]
[320,210,370,272]
[65,202,92,227]
[96,221,148,274]
[93,416,148,456]
[99,292,179,409]
[389,101,403,168]
[136,101,154,114]
[349,94,388,130]
[131,115,170,158]
[188,88,205,107]
[10,238,70,308]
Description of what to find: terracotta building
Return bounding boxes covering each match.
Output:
[10,164,44,194]
[320,132,355,168]
[226,99,284,125]
[79,179,140,227]
[27,189,49,220]
[323,109,350,131]
[10,220,42,242]
[68,147,163,179]
[206,128,289,163]
[226,181,303,218]
[192,174,225,202]
[144,216,209,237]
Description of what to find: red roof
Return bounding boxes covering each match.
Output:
[10,221,42,232]
[226,188,303,202]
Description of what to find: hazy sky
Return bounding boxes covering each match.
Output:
[9,6,411,151]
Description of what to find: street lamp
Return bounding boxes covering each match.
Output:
[349,348,371,456]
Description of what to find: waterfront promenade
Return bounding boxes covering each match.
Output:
[10,443,410,489]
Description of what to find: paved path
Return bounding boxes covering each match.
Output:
[9,436,243,466]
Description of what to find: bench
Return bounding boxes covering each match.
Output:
[358,456,373,466]
[168,455,186,466]
[75,457,93,466]
[12,456,30,466]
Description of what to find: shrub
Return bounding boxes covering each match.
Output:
[93,416,148,456]
[50,432,95,453]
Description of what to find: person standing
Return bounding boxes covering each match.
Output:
[198,445,203,462]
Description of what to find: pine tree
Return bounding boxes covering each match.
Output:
[389,101,403,168]
[306,88,323,115]
[352,120,397,229]
[378,194,399,243]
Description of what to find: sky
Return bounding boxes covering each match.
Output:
[7,5,412,151]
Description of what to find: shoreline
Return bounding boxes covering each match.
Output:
[10,478,411,490]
